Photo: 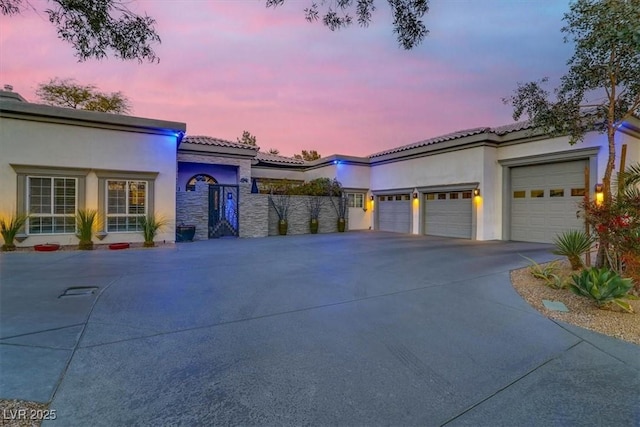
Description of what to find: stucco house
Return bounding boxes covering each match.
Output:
[0,88,186,247]
[2,86,640,248]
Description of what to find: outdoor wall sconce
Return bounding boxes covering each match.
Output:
[595,183,604,205]
[370,195,374,201]
[227,192,233,200]
[413,192,419,199]
[473,188,480,197]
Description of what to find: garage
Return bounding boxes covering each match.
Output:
[377,194,411,233]
[424,191,473,238]
[510,160,587,243]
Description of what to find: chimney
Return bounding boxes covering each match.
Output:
[3,84,13,91]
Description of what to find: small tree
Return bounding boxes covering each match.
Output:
[237,130,258,146]
[267,148,280,155]
[36,78,131,114]
[504,0,640,207]
[293,150,322,161]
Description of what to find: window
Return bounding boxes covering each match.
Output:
[395,195,403,201]
[571,188,586,197]
[347,193,364,208]
[27,177,77,234]
[513,191,526,199]
[106,180,147,232]
[462,191,472,199]
[426,193,435,200]
[550,189,564,197]
[449,192,459,200]
[438,193,447,200]
[531,190,544,198]
[186,174,217,192]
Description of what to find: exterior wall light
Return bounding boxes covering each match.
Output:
[413,192,419,199]
[473,188,480,197]
[370,195,374,201]
[595,183,604,205]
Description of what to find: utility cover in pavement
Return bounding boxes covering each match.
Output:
[59,287,99,298]
[542,299,569,312]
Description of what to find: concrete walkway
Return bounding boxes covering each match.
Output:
[1,232,638,426]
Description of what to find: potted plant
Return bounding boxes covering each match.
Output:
[329,180,348,232]
[305,180,327,234]
[76,209,97,250]
[176,224,196,242]
[0,213,29,252]
[141,214,167,247]
[269,193,291,236]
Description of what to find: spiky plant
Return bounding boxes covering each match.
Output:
[552,230,594,270]
[141,214,167,247]
[0,213,29,251]
[76,209,97,250]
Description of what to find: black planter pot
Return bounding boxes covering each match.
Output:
[176,225,196,242]
[310,219,319,234]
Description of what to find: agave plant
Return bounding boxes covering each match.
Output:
[76,209,98,250]
[141,214,167,247]
[570,267,637,313]
[0,213,29,251]
[552,230,594,270]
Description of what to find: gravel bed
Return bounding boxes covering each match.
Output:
[0,400,49,427]
[511,260,640,345]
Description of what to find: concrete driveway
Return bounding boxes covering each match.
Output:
[1,232,638,426]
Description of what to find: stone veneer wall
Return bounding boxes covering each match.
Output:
[239,184,268,237]
[176,183,349,239]
[267,196,348,236]
[175,181,209,241]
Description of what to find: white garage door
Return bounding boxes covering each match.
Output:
[424,191,473,238]
[510,160,587,243]
[377,194,411,233]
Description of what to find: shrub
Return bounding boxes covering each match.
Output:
[76,209,97,250]
[570,267,637,313]
[0,213,29,251]
[552,230,594,270]
[521,255,559,281]
[141,214,167,247]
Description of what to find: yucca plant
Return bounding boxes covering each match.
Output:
[76,209,98,250]
[552,230,594,270]
[141,214,167,247]
[0,213,29,251]
[570,267,637,313]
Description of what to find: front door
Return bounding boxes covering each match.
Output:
[209,185,239,237]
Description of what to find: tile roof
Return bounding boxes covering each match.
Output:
[182,135,257,150]
[490,120,532,135]
[368,127,490,158]
[256,151,306,165]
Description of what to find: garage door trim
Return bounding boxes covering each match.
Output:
[500,147,599,241]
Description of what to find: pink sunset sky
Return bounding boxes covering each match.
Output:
[0,1,572,157]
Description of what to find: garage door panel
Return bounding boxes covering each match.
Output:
[378,197,410,233]
[510,160,586,243]
[424,192,472,239]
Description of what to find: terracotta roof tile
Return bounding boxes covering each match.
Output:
[183,135,257,150]
[256,151,306,165]
[368,127,490,158]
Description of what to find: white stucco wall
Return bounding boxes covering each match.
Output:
[370,147,485,191]
[0,116,179,247]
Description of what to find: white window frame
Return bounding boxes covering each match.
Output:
[26,176,78,235]
[105,179,149,232]
[347,192,364,208]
